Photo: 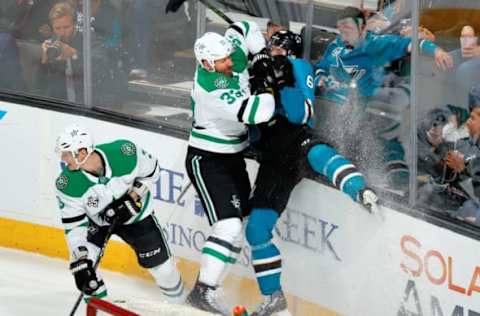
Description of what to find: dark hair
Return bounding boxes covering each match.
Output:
[269,30,303,58]
[338,6,366,26]
[469,85,480,113]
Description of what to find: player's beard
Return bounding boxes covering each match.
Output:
[224,66,233,77]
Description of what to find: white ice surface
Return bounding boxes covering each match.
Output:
[0,247,169,316]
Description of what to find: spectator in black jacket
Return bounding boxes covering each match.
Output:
[0,0,27,91]
[40,2,105,103]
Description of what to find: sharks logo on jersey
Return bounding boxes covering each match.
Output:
[329,47,366,86]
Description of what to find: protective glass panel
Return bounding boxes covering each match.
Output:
[0,0,84,104]
[415,0,480,228]
[88,0,197,131]
[313,1,413,203]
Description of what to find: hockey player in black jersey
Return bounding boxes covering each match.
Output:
[245,30,378,316]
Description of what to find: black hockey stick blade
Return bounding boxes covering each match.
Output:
[166,0,234,25]
[165,0,188,13]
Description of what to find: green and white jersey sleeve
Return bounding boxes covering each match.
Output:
[189,66,274,153]
[189,21,273,154]
[225,20,266,88]
[55,140,159,257]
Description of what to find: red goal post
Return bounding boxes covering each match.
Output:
[86,298,139,316]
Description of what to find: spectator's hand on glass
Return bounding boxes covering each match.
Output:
[445,150,465,172]
[400,26,435,42]
[461,44,480,59]
[434,48,453,70]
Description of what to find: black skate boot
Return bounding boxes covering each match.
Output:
[251,289,288,316]
[186,281,229,316]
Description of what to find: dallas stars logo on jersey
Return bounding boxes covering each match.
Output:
[121,142,136,156]
[214,76,229,89]
[56,175,69,190]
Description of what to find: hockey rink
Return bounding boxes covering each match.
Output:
[0,247,178,316]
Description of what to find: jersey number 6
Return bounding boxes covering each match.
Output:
[306,75,314,89]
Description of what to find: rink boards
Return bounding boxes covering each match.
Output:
[0,100,480,315]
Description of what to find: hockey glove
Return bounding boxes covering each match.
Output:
[132,180,149,200]
[271,55,295,90]
[165,0,187,13]
[249,50,276,95]
[101,194,142,224]
[70,246,102,295]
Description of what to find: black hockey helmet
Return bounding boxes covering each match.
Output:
[338,6,366,27]
[469,85,480,112]
[269,30,303,58]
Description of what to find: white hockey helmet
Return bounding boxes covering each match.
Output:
[194,32,232,71]
[55,124,94,167]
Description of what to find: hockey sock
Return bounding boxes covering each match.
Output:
[246,208,282,295]
[199,218,243,287]
[149,258,185,301]
[307,144,365,201]
[383,139,409,187]
[217,230,244,285]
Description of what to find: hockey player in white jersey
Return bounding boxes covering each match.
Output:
[184,23,275,315]
[55,125,185,303]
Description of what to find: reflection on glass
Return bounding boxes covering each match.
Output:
[314,6,417,199]
[416,2,480,227]
[90,0,197,131]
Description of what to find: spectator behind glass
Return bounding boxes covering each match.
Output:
[40,2,105,104]
[0,0,27,91]
[416,88,480,217]
[447,89,480,226]
[448,25,480,108]
[67,0,128,104]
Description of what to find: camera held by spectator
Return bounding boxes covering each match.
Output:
[41,2,78,64]
[44,35,63,60]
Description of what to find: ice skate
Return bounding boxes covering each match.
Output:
[186,281,229,316]
[359,188,378,213]
[251,289,289,316]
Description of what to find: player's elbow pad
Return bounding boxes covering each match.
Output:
[239,94,275,124]
[245,21,266,55]
[227,21,265,55]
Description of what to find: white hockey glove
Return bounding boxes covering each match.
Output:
[70,246,102,295]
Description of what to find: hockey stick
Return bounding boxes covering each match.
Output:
[69,218,119,316]
[166,0,234,24]
[163,181,193,226]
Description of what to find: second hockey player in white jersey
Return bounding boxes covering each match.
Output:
[55,125,185,303]
[185,22,275,315]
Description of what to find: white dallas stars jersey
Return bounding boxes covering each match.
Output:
[189,21,275,154]
[55,140,159,258]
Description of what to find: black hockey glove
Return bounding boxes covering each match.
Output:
[165,0,187,13]
[250,49,273,80]
[70,246,102,295]
[101,193,142,224]
[270,55,295,90]
[249,49,276,95]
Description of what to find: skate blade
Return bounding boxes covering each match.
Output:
[276,309,293,316]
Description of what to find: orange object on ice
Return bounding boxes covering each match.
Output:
[233,305,249,316]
